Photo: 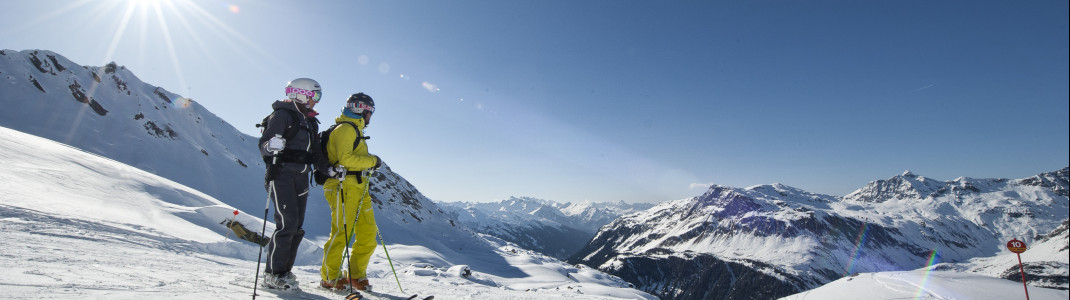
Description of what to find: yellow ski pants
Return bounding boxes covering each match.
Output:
[320,178,377,281]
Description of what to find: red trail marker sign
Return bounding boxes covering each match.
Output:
[1006,238,1030,300]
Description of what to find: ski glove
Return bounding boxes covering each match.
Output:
[371,155,382,170]
[266,136,286,152]
[330,166,347,179]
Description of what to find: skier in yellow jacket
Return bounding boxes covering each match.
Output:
[319,93,382,291]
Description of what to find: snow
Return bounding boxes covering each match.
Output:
[781,270,1067,300]
[782,223,1069,299]
[0,125,654,299]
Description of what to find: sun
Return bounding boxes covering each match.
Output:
[91,0,259,97]
[127,0,170,7]
[25,0,261,106]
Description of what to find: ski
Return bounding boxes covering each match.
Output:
[228,277,318,300]
[341,291,431,300]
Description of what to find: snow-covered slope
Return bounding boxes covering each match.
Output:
[780,270,1066,300]
[0,49,272,230]
[570,170,1070,299]
[439,197,651,259]
[782,218,1069,299]
[0,125,654,299]
[0,48,431,241]
[937,219,1070,290]
[0,48,654,298]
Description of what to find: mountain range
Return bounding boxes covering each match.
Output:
[568,168,1069,299]
[439,197,652,259]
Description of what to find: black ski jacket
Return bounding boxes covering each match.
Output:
[258,100,330,177]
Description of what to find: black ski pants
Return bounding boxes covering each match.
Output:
[264,169,308,275]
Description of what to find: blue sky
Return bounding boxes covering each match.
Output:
[2,0,1067,203]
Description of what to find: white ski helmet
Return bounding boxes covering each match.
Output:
[285,78,321,104]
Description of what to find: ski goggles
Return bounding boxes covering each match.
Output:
[286,87,322,102]
[346,102,374,114]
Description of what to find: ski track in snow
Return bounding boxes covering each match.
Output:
[869,273,940,300]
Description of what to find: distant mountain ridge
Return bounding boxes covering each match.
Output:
[569,168,1070,299]
[439,197,652,259]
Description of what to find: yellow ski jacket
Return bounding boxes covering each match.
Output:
[326,115,378,173]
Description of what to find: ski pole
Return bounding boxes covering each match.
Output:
[253,134,282,299]
[377,228,404,294]
[361,168,403,293]
[344,173,371,293]
[338,170,357,291]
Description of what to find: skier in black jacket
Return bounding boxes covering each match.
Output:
[257,77,335,290]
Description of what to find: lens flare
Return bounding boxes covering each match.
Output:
[174,97,192,108]
[422,82,440,93]
[843,222,869,276]
[228,5,239,13]
[915,249,941,299]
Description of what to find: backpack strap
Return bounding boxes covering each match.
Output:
[336,121,368,151]
[276,108,303,140]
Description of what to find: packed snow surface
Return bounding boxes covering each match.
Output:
[781,270,1066,300]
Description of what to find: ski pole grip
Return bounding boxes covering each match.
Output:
[272,134,282,154]
[270,134,282,164]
